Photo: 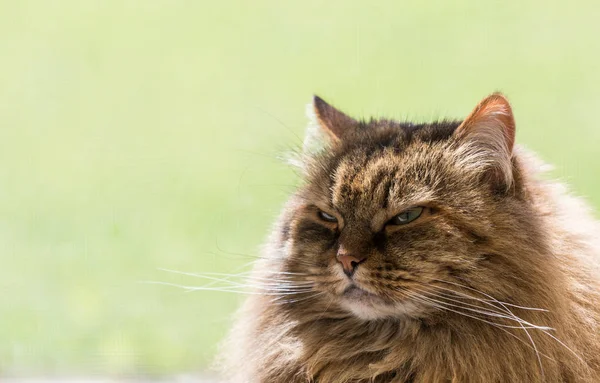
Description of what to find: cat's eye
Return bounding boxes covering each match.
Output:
[317,210,338,223]
[387,207,424,226]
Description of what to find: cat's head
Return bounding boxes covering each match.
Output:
[275,94,546,321]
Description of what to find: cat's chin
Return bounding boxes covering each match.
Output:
[339,285,421,320]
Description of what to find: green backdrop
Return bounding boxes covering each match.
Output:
[1,0,598,377]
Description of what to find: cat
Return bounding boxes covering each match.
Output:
[217,93,600,382]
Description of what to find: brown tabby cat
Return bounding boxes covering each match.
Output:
[218,94,600,382]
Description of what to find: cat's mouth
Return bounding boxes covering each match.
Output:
[342,285,387,303]
[339,282,429,321]
[339,284,409,320]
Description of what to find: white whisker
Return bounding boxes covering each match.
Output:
[407,288,549,330]
[430,279,584,365]
[411,286,551,330]
[142,280,314,296]
[431,279,549,312]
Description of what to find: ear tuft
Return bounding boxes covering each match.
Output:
[455,93,516,189]
[312,95,357,141]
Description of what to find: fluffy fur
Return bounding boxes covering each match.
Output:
[218,94,600,382]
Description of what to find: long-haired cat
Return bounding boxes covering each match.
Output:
[218,94,600,382]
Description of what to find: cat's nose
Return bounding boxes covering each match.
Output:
[337,249,366,277]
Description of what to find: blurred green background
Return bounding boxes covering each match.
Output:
[1,0,599,378]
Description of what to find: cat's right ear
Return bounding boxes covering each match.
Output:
[308,96,358,144]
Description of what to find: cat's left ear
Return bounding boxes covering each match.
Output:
[308,96,358,143]
[455,93,516,189]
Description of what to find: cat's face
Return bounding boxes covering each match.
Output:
[278,95,533,320]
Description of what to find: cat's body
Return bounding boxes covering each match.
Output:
[218,94,600,382]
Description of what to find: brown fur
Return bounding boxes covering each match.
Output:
[217,94,600,382]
